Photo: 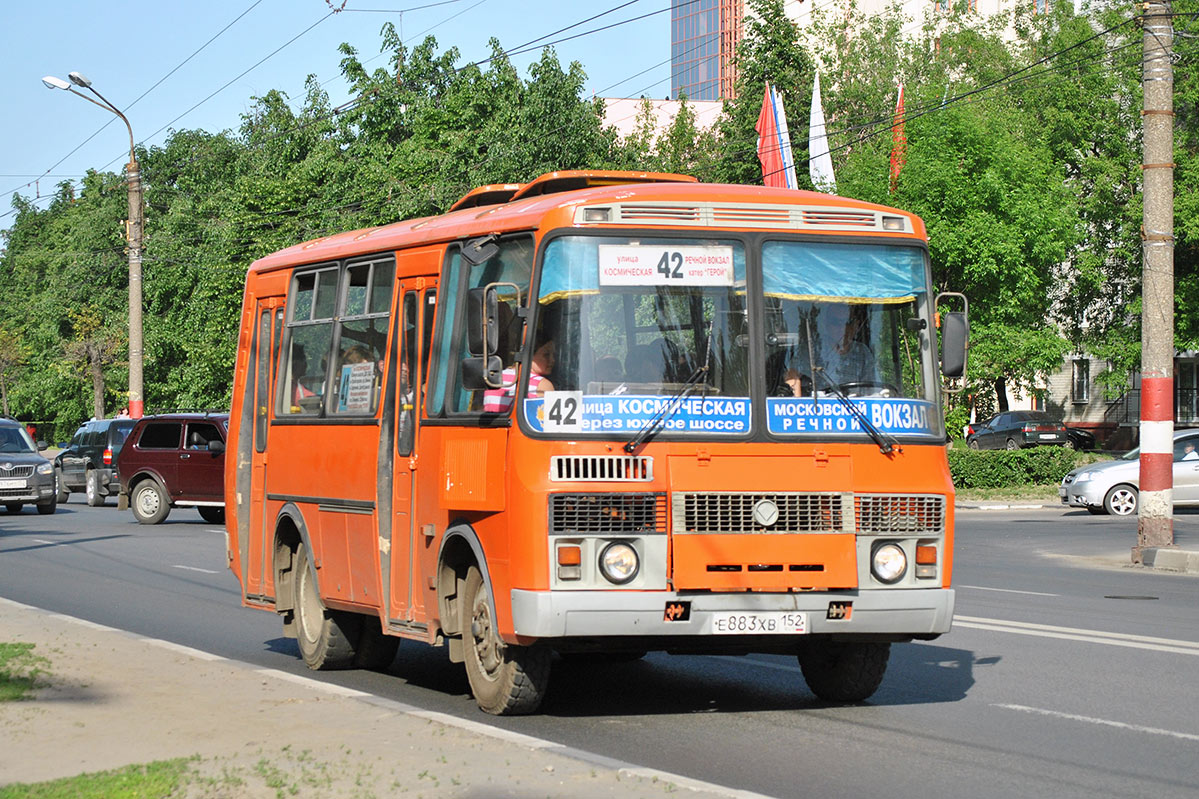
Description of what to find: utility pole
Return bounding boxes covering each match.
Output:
[1135,1,1175,562]
[41,72,145,419]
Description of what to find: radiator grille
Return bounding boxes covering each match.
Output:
[549,493,667,536]
[673,492,850,534]
[855,494,945,535]
[0,465,35,478]
[0,488,32,498]
[549,455,653,482]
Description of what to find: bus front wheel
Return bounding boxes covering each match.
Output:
[798,641,890,703]
[293,543,361,670]
[462,566,550,715]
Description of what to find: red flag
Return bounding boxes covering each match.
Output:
[756,83,797,189]
[889,83,906,193]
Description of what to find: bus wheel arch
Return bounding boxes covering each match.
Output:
[436,524,494,664]
[272,508,306,635]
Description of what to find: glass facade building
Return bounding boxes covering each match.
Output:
[671,0,741,101]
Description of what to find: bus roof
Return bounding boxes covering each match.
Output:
[247,172,926,275]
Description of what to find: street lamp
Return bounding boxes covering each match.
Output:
[42,71,145,419]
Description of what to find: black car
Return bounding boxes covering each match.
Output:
[1064,425,1097,451]
[54,417,137,506]
[0,417,57,514]
[966,411,1069,450]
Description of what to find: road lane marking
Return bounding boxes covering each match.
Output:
[32,539,56,545]
[955,615,1199,655]
[959,584,1059,597]
[994,704,1199,742]
[172,564,219,574]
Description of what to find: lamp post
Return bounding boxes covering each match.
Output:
[42,72,144,419]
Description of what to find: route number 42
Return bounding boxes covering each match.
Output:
[542,391,583,432]
[657,251,683,279]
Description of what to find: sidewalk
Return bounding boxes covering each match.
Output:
[0,598,754,798]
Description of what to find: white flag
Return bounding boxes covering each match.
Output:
[808,72,836,193]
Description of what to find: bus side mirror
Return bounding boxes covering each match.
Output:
[940,311,968,378]
[466,287,499,357]
[935,292,968,384]
[461,355,504,390]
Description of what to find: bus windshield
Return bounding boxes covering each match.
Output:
[523,235,940,440]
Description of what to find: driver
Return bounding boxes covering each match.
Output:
[782,302,880,395]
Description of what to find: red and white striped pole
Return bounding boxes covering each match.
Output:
[1136,2,1175,561]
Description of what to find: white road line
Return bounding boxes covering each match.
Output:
[955,615,1199,656]
[32,539,56,545]
[171,564,219,574]
[994,704,1199,742]
[958,584,1059,597]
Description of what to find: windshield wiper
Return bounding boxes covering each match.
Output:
[622,365,710,454]
[812,366,901,455]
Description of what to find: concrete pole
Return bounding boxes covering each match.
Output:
[126,156,144,419]
[1135,1,1175,561]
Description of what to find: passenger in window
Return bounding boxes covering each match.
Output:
[483,338,555,412]
[1183,442,1198,461]
[292,350,316,405]
[342,344,371,364]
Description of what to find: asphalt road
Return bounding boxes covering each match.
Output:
[2,499,1198,799]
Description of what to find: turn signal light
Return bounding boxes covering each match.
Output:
[557,545,582,581]
[915,544,937,579]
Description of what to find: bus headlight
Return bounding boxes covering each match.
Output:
[598,542,639,585]
[871,543,907,584]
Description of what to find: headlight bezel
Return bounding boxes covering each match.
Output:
[598,541,640,585]
[871,542,908,585]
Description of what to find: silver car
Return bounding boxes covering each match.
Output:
[1060,430,1199,516]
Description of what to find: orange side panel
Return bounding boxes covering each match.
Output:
[671,534,858,591]
[439,429,508,511]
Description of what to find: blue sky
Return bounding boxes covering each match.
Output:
[1,0,672,223]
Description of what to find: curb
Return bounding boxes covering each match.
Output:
[1139,547,1199,574]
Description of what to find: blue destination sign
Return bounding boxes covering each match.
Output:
[766,397,937,436]
[525,394,752,435]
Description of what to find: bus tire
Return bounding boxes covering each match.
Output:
[198,506,225,524]
[462,566,550,715]
[131,480,170,525]
[293,543,360,670]
[354,622,400,671]
[798,641,890,703]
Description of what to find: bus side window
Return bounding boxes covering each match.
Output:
[278,266,339,417]
[398,291,418,456]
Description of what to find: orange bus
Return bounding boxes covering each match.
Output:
[225,171,968,715]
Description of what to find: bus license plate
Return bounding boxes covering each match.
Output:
[710,611,807,635]
[0,479,25,489]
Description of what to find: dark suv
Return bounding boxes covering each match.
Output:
[116,412,228,525]
[0,416,57,514]
[54,417,137,506]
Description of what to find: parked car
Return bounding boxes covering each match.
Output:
[116,412,228,525]
[966,411,1068,450]
[54,417,137,506]
[0,416,57,514]
[1060,429,1199,516]
[1064,425,1097,452]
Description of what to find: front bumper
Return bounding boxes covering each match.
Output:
[0,478,56,504]
[1060,481,1105,508]
[511,587,954,639]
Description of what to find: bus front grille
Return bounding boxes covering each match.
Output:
[672,492,851,534]
[549,493,667,536]
[855,494,945,535]
[549,455,653,482]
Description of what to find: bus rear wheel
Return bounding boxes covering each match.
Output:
[462,566,550,715]
[293,543,361,670]
[798,641,890,703]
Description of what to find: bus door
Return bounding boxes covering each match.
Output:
[386,276,437,627]
[246,299,284,599]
